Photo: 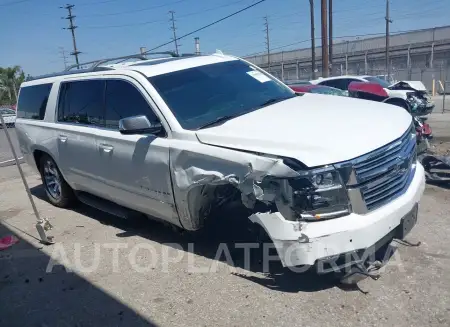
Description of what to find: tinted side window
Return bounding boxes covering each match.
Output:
[320,79,357,90]
[105,80,158,129]
[17,84,52,120]
[58,80,105,126]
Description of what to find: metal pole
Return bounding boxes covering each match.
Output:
[345,41,349,75]
[296,61,299,79]
[264,16,270,71]
[320,0,329,77]
[169,11,179,56]
[385,0,392,79]
[63,4,81,69]
[364,51,368,74]
[0,113,54,244]
[328,0,333,76]
[309,0,316,79]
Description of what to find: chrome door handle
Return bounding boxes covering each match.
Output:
[58,135,68,143]
[99,144,114,153]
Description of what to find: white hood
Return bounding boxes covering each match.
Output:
[389,81,427,92]
[195,94,412,167]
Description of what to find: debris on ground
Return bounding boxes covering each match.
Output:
[0,235,19,250]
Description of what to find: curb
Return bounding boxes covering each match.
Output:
[0,157,24,168]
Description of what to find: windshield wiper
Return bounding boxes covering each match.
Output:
[198,115,238,129]
[256,96,293,109]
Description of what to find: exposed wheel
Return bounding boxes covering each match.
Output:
[39,154,76,208]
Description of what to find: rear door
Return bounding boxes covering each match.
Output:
[95,77,178,223]
[56,79,106,194]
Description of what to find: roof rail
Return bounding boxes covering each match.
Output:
[27,51,192,81]
[65,51,179,71]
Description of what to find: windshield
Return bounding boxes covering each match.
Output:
[310,86,346,96]
[148,60,295,130]
[364,76,391,88]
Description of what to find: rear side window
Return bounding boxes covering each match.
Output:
[17,84,52,120]
[320,78,358,90]
[58,80,105,126]
[105,80,158,129]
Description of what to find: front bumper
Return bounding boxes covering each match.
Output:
[249,162,425,268]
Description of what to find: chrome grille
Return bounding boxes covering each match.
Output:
[347,126,416,212]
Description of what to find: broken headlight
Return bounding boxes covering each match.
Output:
[273,166,350,221]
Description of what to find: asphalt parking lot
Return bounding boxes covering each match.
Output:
[1,103,450,326]
[0,154,450,325]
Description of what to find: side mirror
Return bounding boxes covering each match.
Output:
[119,115,162,135]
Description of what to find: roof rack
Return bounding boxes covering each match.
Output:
[64,51,178,71]
[28,51,198,81]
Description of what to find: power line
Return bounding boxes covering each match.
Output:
[76,0,121,6]
[169,11,180,56]
[80,0,185,17]
[144,0,266,54]
[0,0,32,6]
[61,4,81,68]
[82,0,247,28]
[243,29,419,57]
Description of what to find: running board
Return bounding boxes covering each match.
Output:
[76,191,131,219]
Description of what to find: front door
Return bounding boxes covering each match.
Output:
[56,79,106,194]
[96,78,178,224]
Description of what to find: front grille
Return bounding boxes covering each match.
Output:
[352,126,416,211]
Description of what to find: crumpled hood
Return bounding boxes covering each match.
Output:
[195,94,412,167]
[388,81,427,92]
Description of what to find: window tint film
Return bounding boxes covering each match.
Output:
[148,60,294,130]
[17,83,52,120]
[58,80,105,126]
[105,80,158,129]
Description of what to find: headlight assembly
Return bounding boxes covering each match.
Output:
[267,166,351,222]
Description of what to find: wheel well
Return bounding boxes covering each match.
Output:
[33,150,46,171]
[384,98,409,110]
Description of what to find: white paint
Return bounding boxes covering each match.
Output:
[196,94,412,167]
[17,54,425,268]
[250,163,425,267]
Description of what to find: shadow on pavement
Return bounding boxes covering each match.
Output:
[30,184,395,294]
[0,222,158,327]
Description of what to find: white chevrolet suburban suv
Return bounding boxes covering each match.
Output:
[16,53,425,271]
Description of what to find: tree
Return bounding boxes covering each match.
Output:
[0,66,25,105]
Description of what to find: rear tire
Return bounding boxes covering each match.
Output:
[39,154,76,208]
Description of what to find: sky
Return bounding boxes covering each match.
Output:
[0,0,449,76]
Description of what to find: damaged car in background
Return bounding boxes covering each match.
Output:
[16,53,425,277]
[312,75,435,116]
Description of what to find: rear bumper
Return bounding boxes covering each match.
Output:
[249,162,425,268]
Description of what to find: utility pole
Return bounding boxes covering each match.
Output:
[320,0,329,77]
[309,0,316,79]
[264,16,270,71]
[328,0,333,76]
[62,4,81,69]
[59,47,69,69]
[194,37,200,55]
[169,11,179,56]
[385,0,392,79]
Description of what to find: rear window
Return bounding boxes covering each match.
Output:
[17,84,52,120]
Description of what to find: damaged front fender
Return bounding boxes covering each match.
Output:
[169,142,301,230]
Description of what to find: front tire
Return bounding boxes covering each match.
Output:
[39,154,76,208]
